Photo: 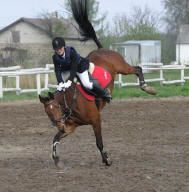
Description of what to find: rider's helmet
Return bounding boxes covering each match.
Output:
[52,37,65,50]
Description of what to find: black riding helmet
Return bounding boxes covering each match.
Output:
[52,37,65,50]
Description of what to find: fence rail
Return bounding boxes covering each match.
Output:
[1,63,189,98]
[0,65,54,98]
[117,63,189,87]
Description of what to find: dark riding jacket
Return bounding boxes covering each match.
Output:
[52,46,90,84]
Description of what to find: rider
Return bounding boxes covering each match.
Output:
[52,37,112,103]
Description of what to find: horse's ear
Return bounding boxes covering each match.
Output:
[39,95,49,104]
[48,92,54,99]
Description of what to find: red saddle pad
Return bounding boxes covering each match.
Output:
[76,65,112,101]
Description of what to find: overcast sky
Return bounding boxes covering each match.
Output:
[0,0,164,29]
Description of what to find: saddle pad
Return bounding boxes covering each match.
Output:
[77,65,112,101]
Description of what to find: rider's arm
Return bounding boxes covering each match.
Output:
[68,47,79,81]
[52,54,64,84]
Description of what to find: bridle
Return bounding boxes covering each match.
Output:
[46,84,77,125]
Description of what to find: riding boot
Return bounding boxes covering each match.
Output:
[92,81,112,103]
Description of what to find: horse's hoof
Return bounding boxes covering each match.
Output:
[103,158,112,166]
[141,85,157,95]
[102,151,112,166]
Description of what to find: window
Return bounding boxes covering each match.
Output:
[11,31,20,43]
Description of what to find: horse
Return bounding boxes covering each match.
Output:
[39,0,156,167]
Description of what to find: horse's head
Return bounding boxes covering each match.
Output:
[39,92,65,129]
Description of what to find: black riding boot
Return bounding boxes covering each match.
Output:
[92,81,112,103]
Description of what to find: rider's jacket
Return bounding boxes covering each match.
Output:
[52,46,89,83]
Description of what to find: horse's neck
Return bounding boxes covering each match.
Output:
[54,86,77,107]
[54,92,63,103]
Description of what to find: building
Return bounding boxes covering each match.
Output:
[176,25,189,64]
[112,40,161,65]
[0,17,96,67]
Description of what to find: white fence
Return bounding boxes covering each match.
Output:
[116,62,189,87]
[1,63,189,98]
[0,65,54,98]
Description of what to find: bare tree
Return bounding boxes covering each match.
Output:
[111,6,160,39]
[163,0,189,33]
[111,14,130,37]
[39,11,68,38]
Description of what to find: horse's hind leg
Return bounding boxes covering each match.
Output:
[92,117,112,166]
[117,61,157,95]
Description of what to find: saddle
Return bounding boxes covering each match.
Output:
[61,63,112,101]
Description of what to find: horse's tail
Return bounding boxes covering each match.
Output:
[70,0,103,49]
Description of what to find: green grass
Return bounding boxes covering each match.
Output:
[0,89,55,102]
[113,82,189,99]
[0,92,39,102]
[1,82,189,102]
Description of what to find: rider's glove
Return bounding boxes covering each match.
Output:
[63,80,72,89]
[57,82,65,91]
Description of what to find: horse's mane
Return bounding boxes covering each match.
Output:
[70,0,103,49]
[52,84,77,103]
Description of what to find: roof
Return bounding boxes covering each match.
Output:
[0,18,47,34]
[113,40,161,46]
[177,25,189,44]
[0,17,80,39]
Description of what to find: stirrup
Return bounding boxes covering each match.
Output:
[102,92,112,103]
[103,96,112,103]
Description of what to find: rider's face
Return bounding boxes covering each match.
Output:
[55,47,65,56]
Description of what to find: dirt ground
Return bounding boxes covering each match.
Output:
[0,97,189,192]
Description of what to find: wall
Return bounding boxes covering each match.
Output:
[176,44,189,63]
[0,22,51,44]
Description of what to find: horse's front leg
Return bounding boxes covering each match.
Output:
[52,120,77,167]
[52,130,68,167]
[92,118,112,166]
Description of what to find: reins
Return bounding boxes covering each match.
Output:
[61,83,77,121]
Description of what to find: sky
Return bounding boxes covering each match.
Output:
[0,0,164,29]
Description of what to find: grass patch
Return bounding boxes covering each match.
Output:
[0,92,39,102]
[113,82,189,99]
[1,82,189,102]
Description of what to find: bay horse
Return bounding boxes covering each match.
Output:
[39,0,156,167]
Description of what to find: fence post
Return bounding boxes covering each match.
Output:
[0,76,3,98]
[44,73,49,90]
[36,74,41,95]
[118,74,122,87]
[160,66,163,85]
[16,75,20,95]
[181,65,185,85]
[44,64,49,90]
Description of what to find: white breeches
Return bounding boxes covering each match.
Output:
[77,70,93,90]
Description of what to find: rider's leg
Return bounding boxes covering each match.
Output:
[76,70,93,89]
[92,80,112,103]
[76,70,112,102]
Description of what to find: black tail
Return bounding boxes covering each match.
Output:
[70,0,103,49]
